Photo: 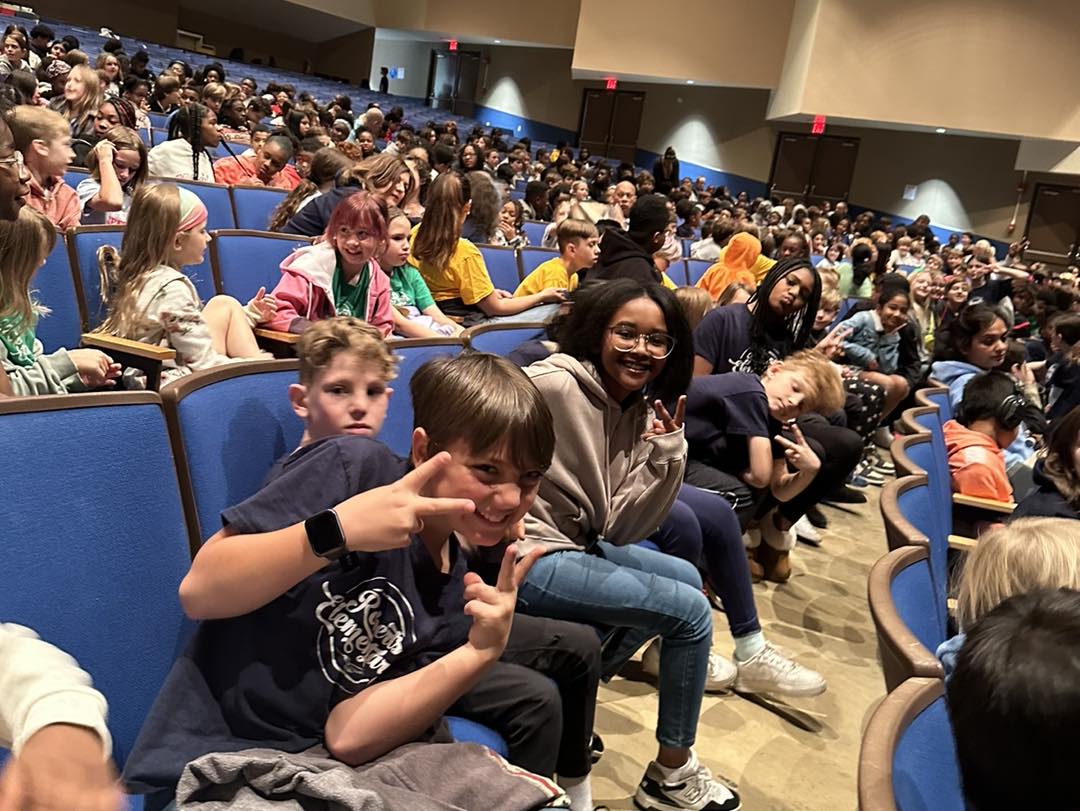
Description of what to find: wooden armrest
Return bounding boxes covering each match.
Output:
[953,493,1016,514]
[82,333,176,361]
[948,534,978,552]
[254,328,299,344]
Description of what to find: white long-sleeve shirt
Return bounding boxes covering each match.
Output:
[0,624,111,756]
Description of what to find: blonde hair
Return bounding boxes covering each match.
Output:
[201,82,227,106]
[86,126,148,188]
[66,64,102,131]
[818,284,841,311]
[777,349,845,414]
[555,218,598,252]
[0,207,57,336]
[9,105,69,150]
[674,286,714,331]
[297,316,397,386]
[956,518,1080,630]
[97,184,183,338]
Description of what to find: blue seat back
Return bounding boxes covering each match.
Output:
[890,552,946,655]
[231,186,289,231]
[895,476,949,634]
[686,259,712,285]
[681,238,692,258]
[64,167,90,191]
[32,233,83,352]
[68,226,125,329]
[893,693,964,811]
[477,245,521,292]
[518,247,558,280]
[465,324,546,357]
[381,340,464,456]
[508,190,525,202]
[444,717,509,757]
[522,220,546,246]
[0,394,192,769]
[163,362,304,548]
[924,388,953,421]
[211,231,311,300]
[147,111,170,129]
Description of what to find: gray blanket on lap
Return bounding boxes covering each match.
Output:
[176,742,568,811]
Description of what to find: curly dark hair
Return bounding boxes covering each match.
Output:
[557,278,693,404]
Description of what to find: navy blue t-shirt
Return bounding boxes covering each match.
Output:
[1047,355,1080,422]
[123,436,470,793]
[685,372,779,475]
[693,303,794,375]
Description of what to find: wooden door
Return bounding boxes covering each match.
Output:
[1025,184,1080,266]
[809,136,859,204]
[608,91,645,163]
[770,133,817,199]
[579,89,615,156]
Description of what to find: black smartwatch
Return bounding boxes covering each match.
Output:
[304,508,348,560]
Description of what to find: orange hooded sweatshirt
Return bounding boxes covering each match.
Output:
[696,232,761,301]
[942,419,1013,502]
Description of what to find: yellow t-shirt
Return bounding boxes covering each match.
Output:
[515,257,576,297]
[409,236,494,306]
[661,272,677,290]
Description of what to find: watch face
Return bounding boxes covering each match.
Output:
[306,510,345,557]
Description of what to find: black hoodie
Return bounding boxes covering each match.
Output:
[583,226,661,287]
[1012,460,1078,520]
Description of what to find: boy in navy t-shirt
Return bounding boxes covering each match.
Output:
[123,344,593,807]
[684,349,845,581]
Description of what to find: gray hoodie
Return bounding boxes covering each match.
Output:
[0,337,84,396]
[522,353,686,555]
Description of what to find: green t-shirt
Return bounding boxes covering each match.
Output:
[388,264,436,312]
[0,315,36,368]
[332,259,371,319]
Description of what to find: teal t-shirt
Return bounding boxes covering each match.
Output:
[388,264,435,311]
[0,315,36,368]
[332,259,371,319]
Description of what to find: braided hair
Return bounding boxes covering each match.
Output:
[167,103,210,181]
[102,95,138,129]
[742,256,821,374]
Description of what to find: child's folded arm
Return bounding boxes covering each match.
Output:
[324,642,494,766]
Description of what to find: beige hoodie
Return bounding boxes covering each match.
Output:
[522,353,687,556]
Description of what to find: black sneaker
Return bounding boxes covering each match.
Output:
[805,505,828,529]
[634,752,741,810]
[590,733,605,764]
[823,485,868,505]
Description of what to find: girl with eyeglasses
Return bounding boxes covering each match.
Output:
[515,278,821,811]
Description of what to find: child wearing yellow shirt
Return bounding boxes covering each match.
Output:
[515,219,599,297]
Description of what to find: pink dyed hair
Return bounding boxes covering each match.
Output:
[325,190,388,242]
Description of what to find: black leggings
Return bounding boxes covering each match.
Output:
[450,613,600,778]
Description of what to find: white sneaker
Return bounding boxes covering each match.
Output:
[642,639,736,693]
[734,642,827,697]
[792,514,822,546]
[705,652,737,692]
[635,750,741,811]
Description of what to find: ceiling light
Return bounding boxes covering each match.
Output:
[935,127,946,134]
[493,39,501,43]
[686,79,694,84]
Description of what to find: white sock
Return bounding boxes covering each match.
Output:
[654,749,698,782]
[557,774,592,811]
[734,630,766,662]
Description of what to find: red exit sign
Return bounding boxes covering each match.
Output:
[605,77,618,90]
[811,115,826,135]
[448,39,458,51]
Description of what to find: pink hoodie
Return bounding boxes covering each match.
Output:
[267,242,393,336]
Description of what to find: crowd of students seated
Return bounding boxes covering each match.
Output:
[2,19,1080,811]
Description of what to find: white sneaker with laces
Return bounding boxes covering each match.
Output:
[635,750,741,811]
[643,640,736,693]
[734,642,827,697]
[706,652,737,692]
[792,514,822,545]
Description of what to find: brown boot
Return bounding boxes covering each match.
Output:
[746,547,764,583]
[757,543,792,583]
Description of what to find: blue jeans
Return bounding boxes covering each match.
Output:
[652,485,761,640]
[518,543,711,749]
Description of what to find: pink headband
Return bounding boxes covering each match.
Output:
[176,186,208,232]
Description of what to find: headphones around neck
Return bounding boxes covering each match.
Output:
[958,384,1027,431]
